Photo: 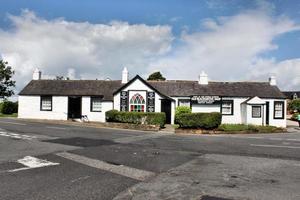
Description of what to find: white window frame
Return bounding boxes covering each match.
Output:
[90,97,102,112]
[40,96,52,111]
[221,100,233,115]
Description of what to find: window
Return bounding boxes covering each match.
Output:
[221,100,233,115]
[90,97,102,112]
[40,96,52,111]
[130,93,145,112]
[274,101,284,119]
[178,99,190,107]
[293,93,298,100]
[252,106,261,118]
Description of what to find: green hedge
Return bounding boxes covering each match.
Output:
[0,101,18,114]
[218,124,284,133]
[176,112,222,129]
[106,110,166,128]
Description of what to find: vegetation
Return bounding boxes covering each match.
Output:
[175,106,191,115]
[0,60,15,99]
[218,124,285,133]
[288,99,300,113]
[106,110,166,128]
[147,71,166,81]
[176,112,222,129]
[0,101,18,115]
[291,112,299,121]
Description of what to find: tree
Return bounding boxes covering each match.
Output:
[147,71,166,81]
[0,60,15,99]
[288,99,300,112]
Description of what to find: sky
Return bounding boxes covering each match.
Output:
[0,0,300,95]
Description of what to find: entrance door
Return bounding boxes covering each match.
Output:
[266,102,270,125]
[161,99,171,124]
[68,96,82,119]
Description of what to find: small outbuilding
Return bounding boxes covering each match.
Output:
[18,68,287,127]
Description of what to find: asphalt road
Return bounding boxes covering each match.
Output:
[0,118,300,200]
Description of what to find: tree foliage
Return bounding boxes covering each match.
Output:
[0,60,15,99]
[288,99,300,112]
[147,71,166,81]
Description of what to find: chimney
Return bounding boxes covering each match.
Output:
[199,71,208,85]
[33,68,41,80]
[269,75,276,86]
[121,67,128,84]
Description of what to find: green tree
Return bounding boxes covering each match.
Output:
[147,71,166,81]
[288,99,300,112]
[0,60,15,99]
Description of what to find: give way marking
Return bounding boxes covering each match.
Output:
[8,156,60,172]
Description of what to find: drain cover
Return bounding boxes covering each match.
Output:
[43,137,118,147]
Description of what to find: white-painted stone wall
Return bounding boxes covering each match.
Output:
[81,97,113,122]
[18,95,68,120]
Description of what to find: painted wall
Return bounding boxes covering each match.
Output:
[81,97,113,122]
[18,95,68,120]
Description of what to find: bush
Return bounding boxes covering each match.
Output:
[0,101,18,114]
[291,113,299,121]
[176,112,222,129]
[105,110,166,128]
[175,106,192,115]
[288,99,300,113]
[218,124,284,133]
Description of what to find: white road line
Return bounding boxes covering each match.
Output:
[8,156,59,172]
[56,152,155,181]
[250,144,300,149]
[0,121,26,126]
[46,126,67,130]
[0,131,36,140]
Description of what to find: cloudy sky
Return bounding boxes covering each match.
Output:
[0,0,300,94]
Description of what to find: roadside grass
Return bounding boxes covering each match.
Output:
[217,124,285,133]
[0,113,18,117]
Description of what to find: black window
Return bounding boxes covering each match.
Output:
[40,96,52,111]
[274,101,284,119]
[90,97,102,112]
[252,106,261,118]
[221,100,233,115]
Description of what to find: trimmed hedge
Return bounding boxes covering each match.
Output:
[218,124,285,133]
[0,101,18,114]
[176,112,222,129]
[106,110,166,128]
[175,106,191,116]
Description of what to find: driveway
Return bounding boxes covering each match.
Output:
[0,118,300,200]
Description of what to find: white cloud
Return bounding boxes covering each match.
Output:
[148,9,300,90]
[0,10,173,92]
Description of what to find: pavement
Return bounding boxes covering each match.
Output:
[0,118,300,200]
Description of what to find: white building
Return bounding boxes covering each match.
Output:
[18,68,287,127]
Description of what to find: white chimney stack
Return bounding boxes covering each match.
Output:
[269,75,276,86]
[121,67,129,84]
[33,68,42,80]
[199,71,208,85]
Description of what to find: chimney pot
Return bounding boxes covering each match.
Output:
[122,67,129,84]
[33,68,42,80]
[269,75,276,86]
[199,71,208,85]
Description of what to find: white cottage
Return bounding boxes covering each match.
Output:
[18,68,287,127]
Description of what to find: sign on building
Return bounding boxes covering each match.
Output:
[191,95,221,104]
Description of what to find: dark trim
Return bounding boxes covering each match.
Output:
[113,75,174,101]
[273,101,285,119]
[252,105,262,118]
[221,100,234,115]
[40,96,52,111]
[90,96,103,112]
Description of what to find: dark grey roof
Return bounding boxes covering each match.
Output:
[19,80,123,101]
[282,91,300,99]
[148,80,286,99]
[19,78,286,100]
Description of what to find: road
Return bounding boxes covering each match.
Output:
[0,118,300,200]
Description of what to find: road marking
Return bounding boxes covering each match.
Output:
[56,152,155,181]
[8,156,59,172]
[0,121,26,126]
[0,131,36,140]
[250,144,300,149]
[46,126,67,130]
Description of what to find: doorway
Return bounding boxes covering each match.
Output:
[266,102,270,125]
[161,99,172,124]
[68,96,82,119]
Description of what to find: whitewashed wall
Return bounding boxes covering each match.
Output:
[263,99,287,128]
[18,95,68,120]
[191,104,220,113]
[81,97,113,122]
[221,98,247,124]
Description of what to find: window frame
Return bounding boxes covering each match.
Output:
[273,101,285,119]
[221,100,234,115]
[252,105,262,118]
[90,96,103,112]
[40,96,52,111]
[129,93,146,112]
[178,99,191,107]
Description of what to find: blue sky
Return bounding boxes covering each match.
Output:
[0,0,300,91]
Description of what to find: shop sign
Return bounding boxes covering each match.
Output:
[191,95,221,104]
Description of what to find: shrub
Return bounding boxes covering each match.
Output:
[288,99,300,113]
[105,110,166,128]
[175,106,192,115]
[218,124,284,133]
[176,112,222,129]
[0,101,18,114]
[291,113,299,121]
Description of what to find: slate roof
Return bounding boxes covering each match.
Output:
[19,77,286,100]
[282,91,300,99]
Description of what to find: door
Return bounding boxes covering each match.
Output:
[161,99,171,124]
[266,102,270,125]
[68,96,82,119]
